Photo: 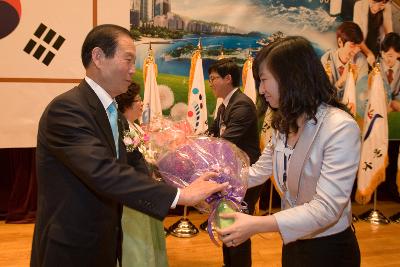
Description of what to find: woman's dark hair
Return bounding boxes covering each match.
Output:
[253,36,349,134]
[381,32,400,53]
[81,24,132,68]
[115,82,141,113]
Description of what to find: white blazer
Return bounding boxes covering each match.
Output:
[248,104,361,244]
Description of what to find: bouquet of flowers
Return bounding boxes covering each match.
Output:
[155,135,250,246]
[135,117,249,245]
[140,116,193,162]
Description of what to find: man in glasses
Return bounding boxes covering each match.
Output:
[203,58,262,267]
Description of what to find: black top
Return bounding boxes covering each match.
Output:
[366,9,384,56]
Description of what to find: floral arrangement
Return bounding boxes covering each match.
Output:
[123,117,248,245]
[123,117,193,165]
[156,136,249,246]
[140,117,193,161]
[122,126,155,161]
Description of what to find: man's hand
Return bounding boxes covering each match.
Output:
[177,172,228,206]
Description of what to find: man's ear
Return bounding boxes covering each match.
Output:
[224,74,232,84]
[91,47,105,68]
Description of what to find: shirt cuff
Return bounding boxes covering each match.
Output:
[170,188,180,208]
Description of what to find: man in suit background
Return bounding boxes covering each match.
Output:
[30,24,227,267]
[201,58,262,267]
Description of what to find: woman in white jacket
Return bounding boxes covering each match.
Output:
[216,36,361,267]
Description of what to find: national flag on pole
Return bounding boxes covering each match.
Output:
[356,66,389,204]
[242,55,257,104]
[187,47,208,134]
[142,49,162,124]
[342,65,356,116]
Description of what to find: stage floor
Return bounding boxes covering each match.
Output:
[1,201,399,267]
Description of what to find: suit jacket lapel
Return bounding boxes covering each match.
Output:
[287,105,328,201]
[81,80,117,158]
[223,89,241,122]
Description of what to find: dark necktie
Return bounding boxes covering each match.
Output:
[387,69,394,85]
[338,65,345,77]
[217,103,226,136]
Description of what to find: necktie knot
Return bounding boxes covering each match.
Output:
[107,102,117,115]
[107,102,119,157]
[216,104,226,137]
[218,103,226,119]
[338,65,345,76]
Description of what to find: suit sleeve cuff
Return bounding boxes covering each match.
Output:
[170,188,180,208]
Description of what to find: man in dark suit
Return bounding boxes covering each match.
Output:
[202,58,262,267]
[30,24,226,267]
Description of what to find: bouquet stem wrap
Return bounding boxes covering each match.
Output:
[156,136,250,246]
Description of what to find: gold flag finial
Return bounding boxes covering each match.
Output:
[197,37,202,50]
[217,44,225,60]
[373,61,381,75]
[247,49,252,59]
[146,42,155,62]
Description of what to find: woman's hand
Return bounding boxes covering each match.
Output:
[216,212,279,247]
[216,212,256,247]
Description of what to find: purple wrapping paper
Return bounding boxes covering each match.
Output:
[157,136,249,213]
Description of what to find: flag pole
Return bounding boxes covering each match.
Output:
[358,189,390,224]
[268,180,274,215]
[169,37,205,237]
[356,63,390,224]
[168,206,199,237]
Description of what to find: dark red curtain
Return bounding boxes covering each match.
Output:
[0,148,37,223]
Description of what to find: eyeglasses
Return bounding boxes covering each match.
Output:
[209,75,222,83]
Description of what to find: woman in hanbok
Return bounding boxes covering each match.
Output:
[116,82,168,267]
